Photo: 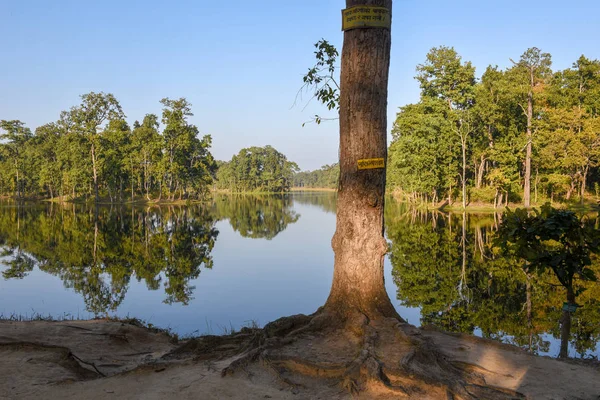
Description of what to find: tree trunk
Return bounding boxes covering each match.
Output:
[476,155,485,189]
[461,135,467,209]
[559,287,575,359]
[581,164,589,204]
[525,271,532,352]
[324,0,398,321]
[567,180,576,200]
[119,177,123,203]
[15,163,20,199]
[534,168,539,204]
[524,90,533,207]
[91,142,99,204]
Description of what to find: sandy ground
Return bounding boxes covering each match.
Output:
[1,320,599,400]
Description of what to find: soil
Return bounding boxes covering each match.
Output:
[1,319,599,400]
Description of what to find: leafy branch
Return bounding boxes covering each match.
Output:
[295,39,340,126]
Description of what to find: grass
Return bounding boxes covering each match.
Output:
[0,311,181,343]
[0,311,85,322]
[0,311,263,343]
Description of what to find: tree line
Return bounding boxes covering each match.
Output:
[292,164,339,189]
[215,146,299,193]
[5,47,599,206]
[0,93,216,203]
[387,47,600,208]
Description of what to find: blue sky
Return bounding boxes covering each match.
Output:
[1,0,599,170]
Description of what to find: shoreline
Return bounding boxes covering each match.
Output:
[1,318,599,399]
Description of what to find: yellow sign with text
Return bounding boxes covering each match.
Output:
[342,6,391,31]
[357,158,385,170]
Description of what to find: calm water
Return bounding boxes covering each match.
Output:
[0,193,598,359]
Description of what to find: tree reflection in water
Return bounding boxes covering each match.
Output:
[0,203,218,312]
[385,202,600,358]
[211,194,299,239]
[0,196,301,315]
[1,196,598,358]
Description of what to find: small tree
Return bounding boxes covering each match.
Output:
[495,203,600,358]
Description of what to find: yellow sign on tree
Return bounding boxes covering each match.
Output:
[341,6,391,31]
[357,158,385,170]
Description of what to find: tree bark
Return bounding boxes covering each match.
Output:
[525,271,532,352]
[559,288,575,359]
[476,154,485,189]
[461,134,467,209]
[324,0,398,321]
[581,164,589,204]
[15,162,20,199]
[91,142,99,204]
[524,88,533,207]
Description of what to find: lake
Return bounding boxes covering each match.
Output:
[0,193,598,359]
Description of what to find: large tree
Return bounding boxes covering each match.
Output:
[324,0,397,320]
[508,48,552,207]
[208,2,523,398]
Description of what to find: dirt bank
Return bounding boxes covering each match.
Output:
[1,319,599,399]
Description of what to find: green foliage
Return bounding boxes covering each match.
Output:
[495,204,600,291]
[299,39,339,125]
[0,196,301,312]
[211,195,300,240]
[387,97,457,200]
[388,48,600,207]
[215,146,298,193]
[385,204,600,356]
[0,205,218,311]
[416,46,476,110]
[293,164,339,189]
[0,94,215,202]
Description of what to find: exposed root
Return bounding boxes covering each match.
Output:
[163,326,263,362]
[164,311,526,398]
[216,312,526,399]
[0,342,102,380]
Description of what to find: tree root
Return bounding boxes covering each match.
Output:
[169,312,526,399]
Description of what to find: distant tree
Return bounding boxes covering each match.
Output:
[415,46,476,209]
[34,123,62,199]
[293,164,339,189]
[160,98,215,200]
[131,114,162,200]
[507,48,552,207]
[0,120,33,198]
[69,92,125,204]
[216,146,298,193]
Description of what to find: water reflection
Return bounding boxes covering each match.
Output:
[1,196,598,358]
[0,195,300,314]
[211,195,299,239]
[292,192,337,214]
[385,203,600,358]
[0,204,218,312]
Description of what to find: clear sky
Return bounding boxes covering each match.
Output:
[1,0,599,170]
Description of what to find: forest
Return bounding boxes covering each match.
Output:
[2,47,599,206]
[387,47,600,208]
[292,163,339,189]
[0,93,216,202]
[215,146,299,193]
